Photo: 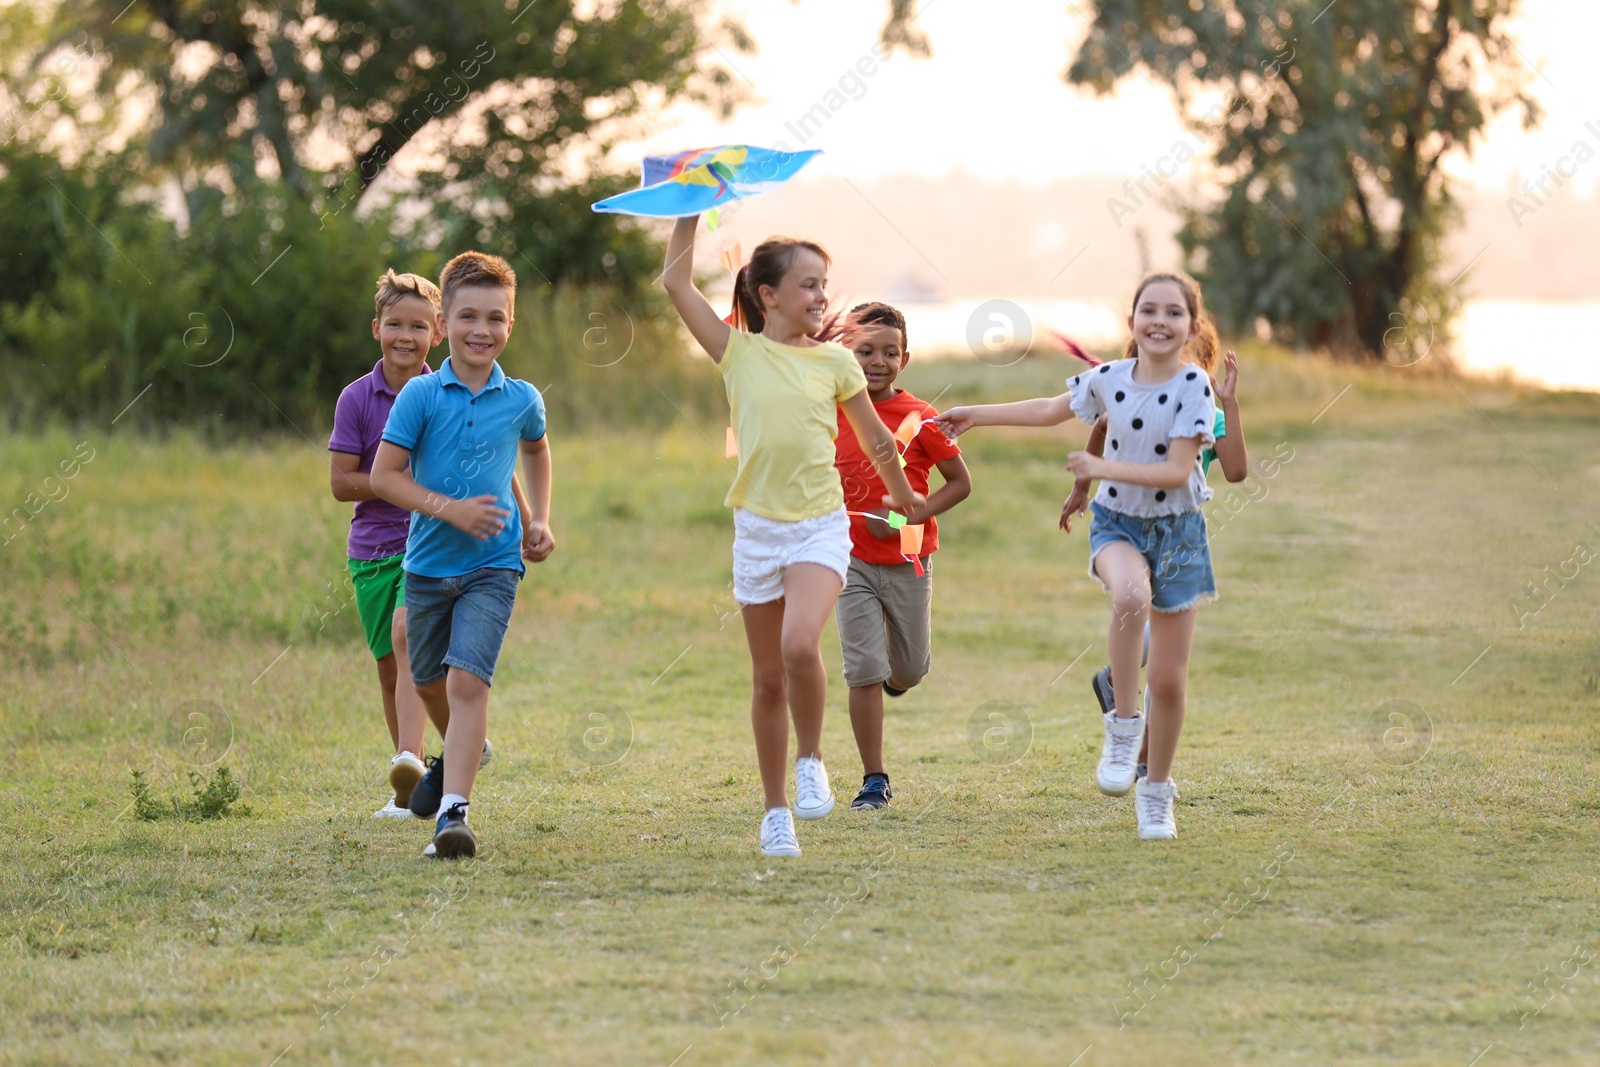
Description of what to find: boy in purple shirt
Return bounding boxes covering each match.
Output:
[330,271,520,817]
[330,270,442,817]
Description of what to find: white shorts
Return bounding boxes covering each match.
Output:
[731,508,851,606]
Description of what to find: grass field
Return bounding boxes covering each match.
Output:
[3,348,1599,1065]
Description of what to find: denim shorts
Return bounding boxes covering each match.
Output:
[404,567,521,686]
[1087,502,1216,613]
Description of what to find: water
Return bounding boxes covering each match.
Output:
[896,297,1600,393]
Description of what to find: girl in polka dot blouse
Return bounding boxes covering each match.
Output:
[934,272,1223,841]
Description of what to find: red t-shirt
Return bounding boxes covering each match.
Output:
[834,389,961,564]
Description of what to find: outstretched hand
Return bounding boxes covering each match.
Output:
[931,408,977,438]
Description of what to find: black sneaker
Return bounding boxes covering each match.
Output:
[427,803,475,859]
[1091,664,1114,717]
[851,773,892,810]
[882,682,907,698]
[409,754,445,819]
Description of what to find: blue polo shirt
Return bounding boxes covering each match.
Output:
[381,357,547,578]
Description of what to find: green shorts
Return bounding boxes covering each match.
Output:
[348,554,407,660]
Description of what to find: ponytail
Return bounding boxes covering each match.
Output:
[729,265,765,332]
[1187,314,1220,375]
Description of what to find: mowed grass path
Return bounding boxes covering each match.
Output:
[3,354,1598,1066]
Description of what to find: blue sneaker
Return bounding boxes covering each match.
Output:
[851,773,893,810]
[409,755,444,819]
[427,803,475,859]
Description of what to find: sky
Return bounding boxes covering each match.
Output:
[622,0,1600,198]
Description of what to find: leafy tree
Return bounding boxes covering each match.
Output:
[15,1,744,288]
[881,1,1539,358]
[1069,0,1539,358]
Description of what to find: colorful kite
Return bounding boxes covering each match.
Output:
[591,145,823,220]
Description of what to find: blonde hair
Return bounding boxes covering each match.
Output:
[1124,270,1220,374]
[374,270,442,316]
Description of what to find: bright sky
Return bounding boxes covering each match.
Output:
[627,0,1600,197]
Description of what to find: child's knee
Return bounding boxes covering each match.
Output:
[1147,669,1186,706]
[752,664,787,704]
[779,632,822,670]
[445,667,490,697]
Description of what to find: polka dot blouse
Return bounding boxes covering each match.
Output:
[1066,358,1217,518]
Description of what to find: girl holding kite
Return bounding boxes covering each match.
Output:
[935,271,1222,841]
[661,215,924,858]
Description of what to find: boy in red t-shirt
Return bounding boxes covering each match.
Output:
[833,302,971,809]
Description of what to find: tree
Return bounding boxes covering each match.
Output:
[12,0,745,288]
[881,1,1539,358]
[1069,0,1539,358]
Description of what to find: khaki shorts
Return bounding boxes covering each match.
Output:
[837,556,934,689]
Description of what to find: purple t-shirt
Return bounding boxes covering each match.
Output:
[329,360,431,560]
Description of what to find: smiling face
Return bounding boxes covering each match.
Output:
[848,322,909,401]
[443,283,514,374]
[1128,279,1196,362]
[371,293,441,376]
[759,248,830,336]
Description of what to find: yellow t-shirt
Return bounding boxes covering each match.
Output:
[720,329,868,522]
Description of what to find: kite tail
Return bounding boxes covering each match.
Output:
[1048,330,1102,366]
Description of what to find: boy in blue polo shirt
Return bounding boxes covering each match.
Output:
[371,250,554,859]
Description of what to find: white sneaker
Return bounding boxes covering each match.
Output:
[1136,778,1178,840]
[480,738,494,768]
[760,807,802,857]
[1096,711,1145,796]
[373,795,413,819]
[793,756,835,819]
[388,751,426,807]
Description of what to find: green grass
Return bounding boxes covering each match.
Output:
[3,353,1599,1065]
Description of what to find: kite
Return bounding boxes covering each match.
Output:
[591,145,823,220]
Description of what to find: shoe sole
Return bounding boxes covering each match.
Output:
[388,762,424,807]
[1091,668,1114,716]
[850,798,889,810]
[373,805,413,819]
[760,844,802,857]
[431,825,477,859]
[794,796,835,820]
[1097,775,1135,797]
[1138,828,1177,841]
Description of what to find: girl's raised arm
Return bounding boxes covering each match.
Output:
[661,215,732,364]
[1210,350,1249,482]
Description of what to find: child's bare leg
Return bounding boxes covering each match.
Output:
[374,653,401,749]
[416,679,450,742]
[741,600,790,810]
[1094,542,1151,718]
[1144,607,1197,782]
[848,684,885,776]
[391,607,429,756]
[780,563,843,760]
[440,667,490,802]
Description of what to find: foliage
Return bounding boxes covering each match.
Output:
[1060,0,1539,358]
[128,766,251,821]
[0,1,748,427]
